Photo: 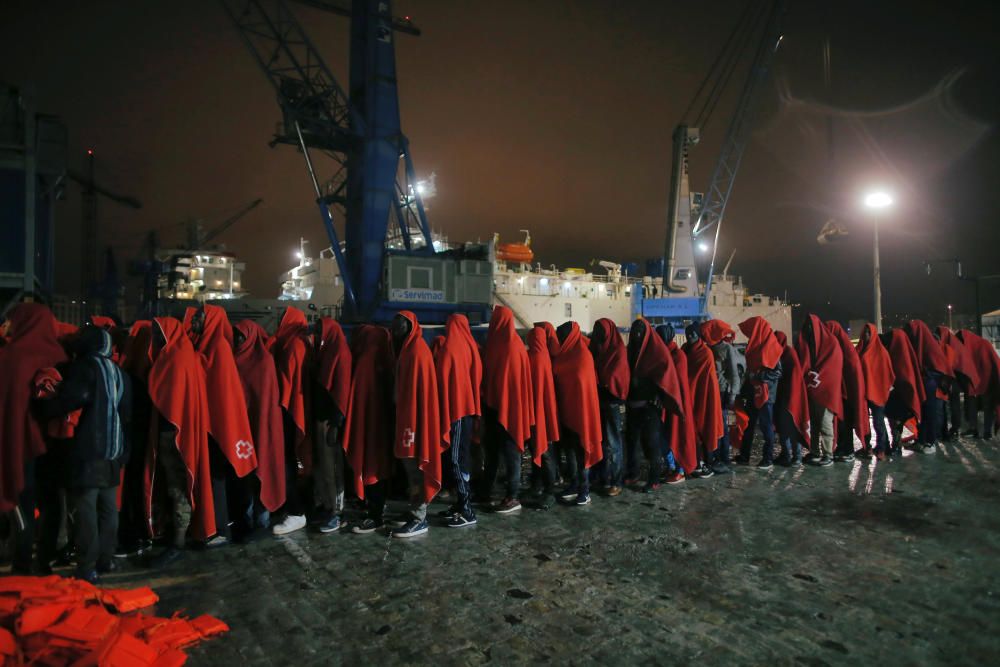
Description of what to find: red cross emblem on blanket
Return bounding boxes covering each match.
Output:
[235,440,254,459]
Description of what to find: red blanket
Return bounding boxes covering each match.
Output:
[665,340,699,474]
[700,319,736,346]
[315,317,352,421]
[436,314,482,442]
[957,329,1000,417]
[393,311,443,503]
[826,321,870,443]
[145,317,215,540]
[739,316,783,407]
[796,314,844,418]
[0,304,68,511]
[774,331,811,448]
[856,323,895,406]
[590,318,630,401]
[906,320,952,378]
[886,328,925,421]
[234,320,285,512]
[483,307,534,451]
[123,321,153,381]
[551,322,603,469]
[937,326,979,389]
[273,307,312,472]
[193,305,257,477]
[682,337,723,452]
[342,325,395,499]
[628,319,683,417]
[527,326,560,464]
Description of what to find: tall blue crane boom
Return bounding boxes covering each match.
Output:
[220,0,470,322]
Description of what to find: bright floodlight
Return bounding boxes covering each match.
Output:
[864,191,894,209]
[415,183,426,195]
[295,251,303,259]
[697,241,710,253]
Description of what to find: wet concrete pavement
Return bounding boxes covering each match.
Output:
[105,437,1000,666]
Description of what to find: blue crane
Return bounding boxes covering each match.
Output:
[638,0,787,324]
[219,0,492,323]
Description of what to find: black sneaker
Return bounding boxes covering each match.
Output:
[818,456,833,467]
[833,452,855,463]
[756,460,774,470]
[351,518,384,534]
[922,443,937,454]
[692,464,714,479]
[575,493,592,506]
[436,504,461,518]
[96,559,119,575]
[447,512,477,528]
[391,518,429,538]
[558,488,578,501]
[774,453,792,467]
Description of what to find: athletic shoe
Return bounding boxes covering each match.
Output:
[606,486,622,497]
[790,458,804,468]
[495,498,522,514]
[113,540,151,559]
[666,471,685,484]
[75,569,100,585]
[318,515,341,534]
[818,456,833,467]
[756,460,773,470]
[392,519,429,538]
[205,534,230,549]
[774,453,792,467]
[692,464,714,479]
[351,518,383,534]
[308,508,331,526]
[436,504,460,518]
[922,443,937,454]
[96,560,119,575]
[558,488,578,501]
[575,494,592,506]
[272,514,307,536]
[833,452,855,463]
[623,478,639,486]
[447,512,477,528]
[711,461,733,475]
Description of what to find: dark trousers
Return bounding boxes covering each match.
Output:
[867,402,890,453]
[594,398,625,487]
[483,410,521,499]
[530,448,558,493]
[966,394,997,438]
[625,403,662,486]
[13,456,64,571]
[208,439,232,538]
[365,481,386,522]
[449,416,474,516]
[946,389,963,436]
[282,411,304,516]
[776,409,802,461]
[919,397,944,444]
[740,402,775,463]
[560,427,590,496]
[716,406,732,464]
[834,416,856,456]
[72,486,118,576]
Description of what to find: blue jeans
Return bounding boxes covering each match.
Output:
[918,373,944,445]
[740,402,775,463]
[450,416,475,516]
[596,399,625,487]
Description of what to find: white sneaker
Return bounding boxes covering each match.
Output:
[273,514,307,536]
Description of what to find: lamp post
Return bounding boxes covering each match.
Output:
[947,304,953,329]
[863,191,893,333]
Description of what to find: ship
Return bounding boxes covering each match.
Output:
[277,230,792,341]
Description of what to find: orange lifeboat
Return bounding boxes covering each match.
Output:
[496,243,534,263]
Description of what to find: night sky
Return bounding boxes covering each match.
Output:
[3,0,998,328]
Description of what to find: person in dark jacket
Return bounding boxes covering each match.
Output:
[40,325,132,583]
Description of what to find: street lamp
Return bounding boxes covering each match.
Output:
[947,303,953,329]
[863,190,894,333]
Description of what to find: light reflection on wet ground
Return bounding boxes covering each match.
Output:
[101,436,1000,665]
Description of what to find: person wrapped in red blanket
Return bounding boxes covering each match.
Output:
[526,324,561,507]
[682,323,724,476]
[826,321,870,461]
[906,319,954,452]
[552,321,603,505]
[856,324,895,460]
[389,311,443,538]
[589,318,629,494]
[796,314,843,466]
[310,317,352,534]
[735,317,783,468]
[655,324,699,478]
[956,329,1000,439]
[773,331,810,466]
[881,328,925,452]
[936,326,979,440]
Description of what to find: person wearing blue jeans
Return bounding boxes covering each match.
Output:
[738,402,776,468]
[445,415,476,527]
[918,372,944,454]
[596,394,625,494]
[776,408,803,466]
[867,401,890,457]
[482,408,523,513]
